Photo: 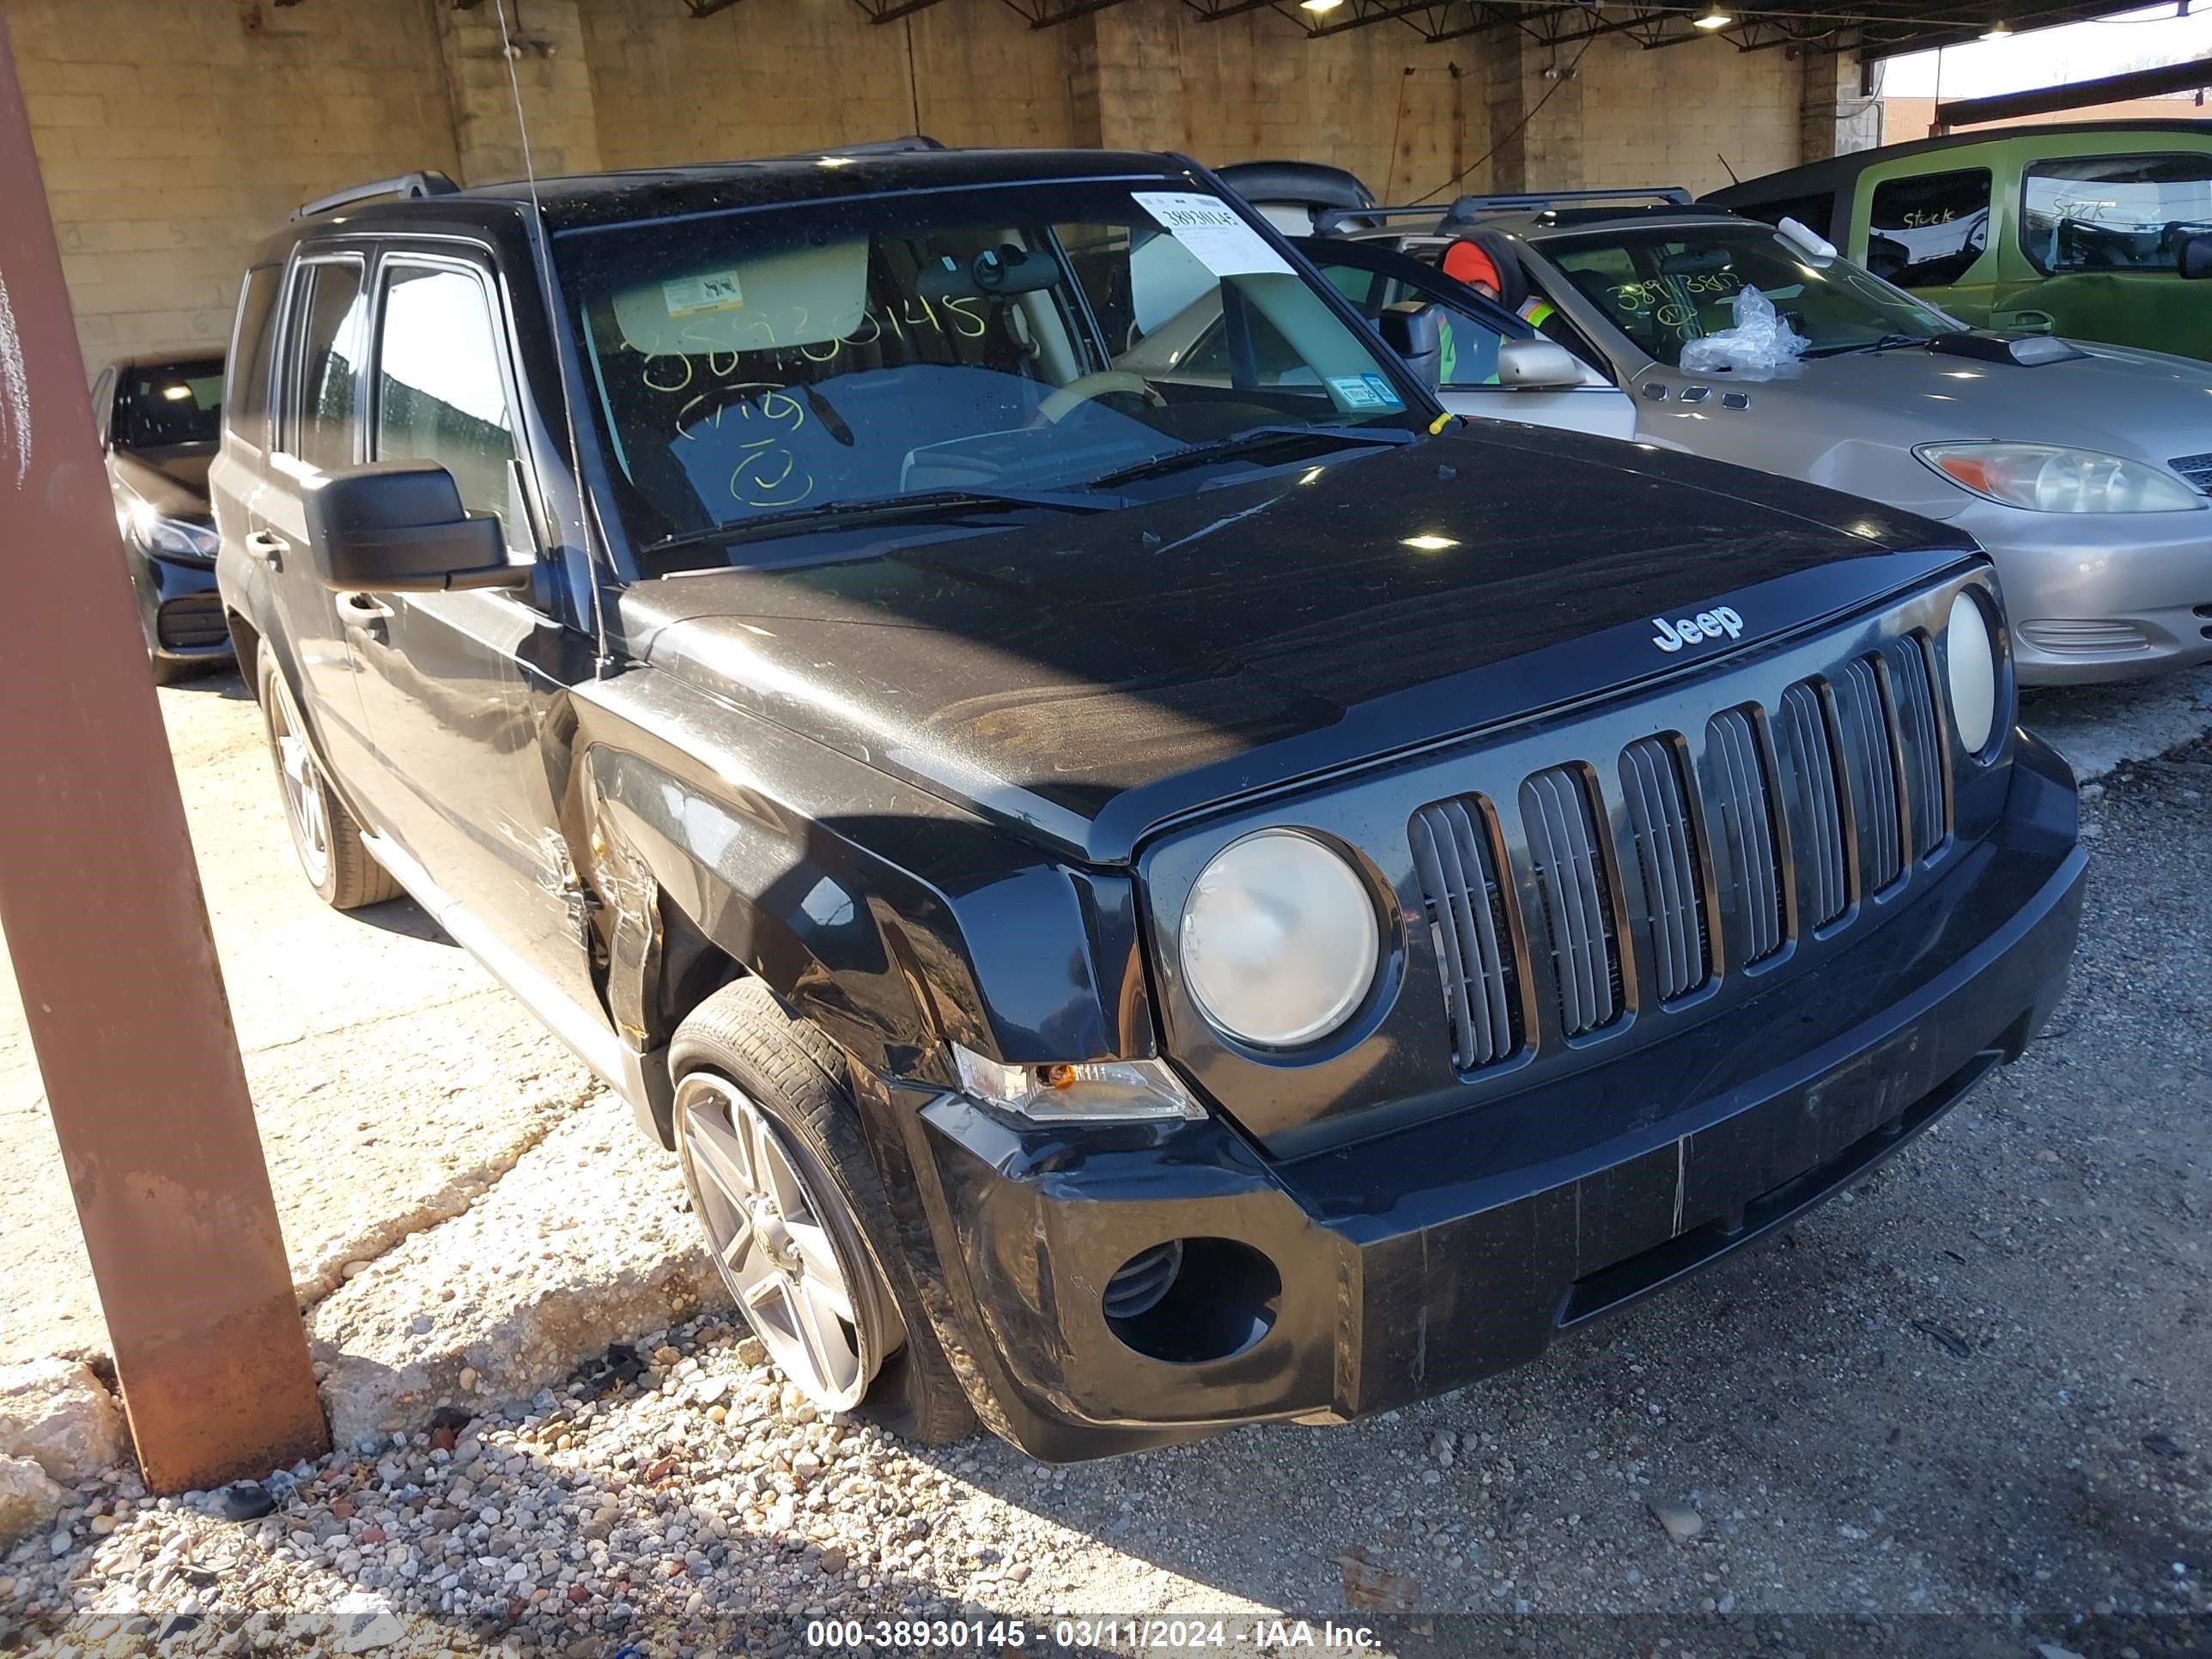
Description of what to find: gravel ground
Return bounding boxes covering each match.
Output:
[0,676,602,1365]
[2,683,2209,1657]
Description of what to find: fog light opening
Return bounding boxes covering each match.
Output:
[1101,1239,1183,1321]
[1102,1237,1281,1364]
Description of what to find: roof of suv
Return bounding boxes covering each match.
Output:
[1706,118,2212,203]
[1356,205,1754,247]
[290,147,1197,238]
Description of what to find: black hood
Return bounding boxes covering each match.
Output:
[620,424,1975,862]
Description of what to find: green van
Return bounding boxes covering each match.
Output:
[1706,120,2211,362]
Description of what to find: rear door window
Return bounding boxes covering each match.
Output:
[284,260,367,472]
[2021,152,2212,273]
[227,265,283,447]
[1866,168,1990,288]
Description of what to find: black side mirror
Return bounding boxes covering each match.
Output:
[1378,301,1444,387]
[2181,234,2212,281]
[302,462,524,594]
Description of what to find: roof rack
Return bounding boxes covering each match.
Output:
[1445,187,1692,217]
[810,135,944,156]
[1315,186,1691,234]
[293,171,460,221]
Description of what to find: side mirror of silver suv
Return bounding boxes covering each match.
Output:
[1496,337,1585,391]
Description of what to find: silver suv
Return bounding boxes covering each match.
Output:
[1231,174,2212,687]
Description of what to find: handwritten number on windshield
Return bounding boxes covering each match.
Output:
[631,290,995,512]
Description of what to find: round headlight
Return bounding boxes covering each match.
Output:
[1179,830,1379,1048]
[1946,590,1997,756]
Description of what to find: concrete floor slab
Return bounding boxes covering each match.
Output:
[0,676,601,1368]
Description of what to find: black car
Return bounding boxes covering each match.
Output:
[213,147,2084,1460]
[96,352,232,680]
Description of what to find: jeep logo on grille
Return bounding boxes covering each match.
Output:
[1652,606,1745,653]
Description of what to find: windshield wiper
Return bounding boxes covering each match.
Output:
[641,486,1125,560]
[1803,332,1934,359]
[1085,423,1415,490]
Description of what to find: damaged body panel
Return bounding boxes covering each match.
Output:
[216,144,2084,1459]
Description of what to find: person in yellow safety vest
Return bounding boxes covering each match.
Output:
[1440,231,1559,331]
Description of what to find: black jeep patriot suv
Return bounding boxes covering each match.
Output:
[214,145,2084,1459]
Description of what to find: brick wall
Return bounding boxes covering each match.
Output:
[5,0,1834,378]
[5,0,459,368]
[1548,33,1805,198]
[1166,8,1482,203]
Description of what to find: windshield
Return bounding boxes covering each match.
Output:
[115,359,223,449]
[1539,225,1957,368]
[557,179,1425,573]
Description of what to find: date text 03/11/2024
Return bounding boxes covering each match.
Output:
[795,1617,1385,1650]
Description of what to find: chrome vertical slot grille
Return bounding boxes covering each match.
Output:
[1886,635,1948,860]
[1836,655,1904,893]
[1618,735,1710,1001]
[1519,767,1621,1038]
[1408,798,1522,1069]
[1778,679,1850,929]
[1707,707,1785,964]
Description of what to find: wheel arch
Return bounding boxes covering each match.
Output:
[225,607,264,696]
[570,679,1154,1147]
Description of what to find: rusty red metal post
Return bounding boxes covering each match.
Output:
[0,23,327,1493]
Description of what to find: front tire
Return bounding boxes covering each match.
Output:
[670,979,975,1446]
[256,643,400,912]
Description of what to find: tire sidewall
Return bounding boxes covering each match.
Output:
[670,1027,909,1396]
[257,645,341,908]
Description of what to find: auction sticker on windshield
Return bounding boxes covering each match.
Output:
[663,270,744,317]
[1131,191,1294,277]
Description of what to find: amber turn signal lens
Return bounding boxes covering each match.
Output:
[1931,454,1995,495]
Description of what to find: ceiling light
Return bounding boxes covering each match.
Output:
[1401,533,1460,551]
[1300,0,1346,12]
[161,385,191,401]
[1694,3,1733,26]
[1979,17,2013,35]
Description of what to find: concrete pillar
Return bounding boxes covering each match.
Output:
[1482,33,1529,194]
[1800,46,1882,164]
[1070,3,1186,153]
[1520,46,1583,192]
[1481,33,1583,196]
[436,0,602,187]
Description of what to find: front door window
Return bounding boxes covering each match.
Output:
[374,263,524,548]
[2021,153,2212,274]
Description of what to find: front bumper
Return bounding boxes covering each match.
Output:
[128,550,231,664]
[873,737,2085,1461]
[1963,501,2212,684]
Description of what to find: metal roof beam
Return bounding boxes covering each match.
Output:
[1935,50,2210,122]
[1181,0,1282,18]
[1297,1,1466,36]
[852,0,953,21]
[1000,0,1133,24]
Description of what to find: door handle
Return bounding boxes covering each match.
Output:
[243,529,289,567]
[1996,309,2055,333]
[336,590,393,624]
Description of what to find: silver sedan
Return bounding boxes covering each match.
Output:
[1359,208,2212,685]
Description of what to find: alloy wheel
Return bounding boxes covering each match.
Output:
[268,681,331,890]
[676,1073,876,1411]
